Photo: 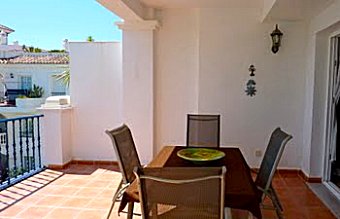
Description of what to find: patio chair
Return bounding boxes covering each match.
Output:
[186,114,221,147]
[134,166,227,219]
[254,127,292,219]
[105,124,142,219]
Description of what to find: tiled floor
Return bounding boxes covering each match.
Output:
[0,164,337,219]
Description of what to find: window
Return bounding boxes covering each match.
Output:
[20,76,32,91]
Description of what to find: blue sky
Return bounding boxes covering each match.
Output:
[1,0,122,50]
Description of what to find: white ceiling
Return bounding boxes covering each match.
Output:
[140,0,263,9]
[140,0,335,21]
[264,0,334,21]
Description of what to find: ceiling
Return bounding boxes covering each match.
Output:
[139,0,335,21]
[264,0,335,21]
[139,0,263,9]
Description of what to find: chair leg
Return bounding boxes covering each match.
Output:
[106,180,123,219]
[113,179,124,202]
[269,193,284,219]
[127,202,134,219]
[270,185,283,211]
[224,208,233,219]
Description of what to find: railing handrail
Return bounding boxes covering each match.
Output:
[0,114,44,123]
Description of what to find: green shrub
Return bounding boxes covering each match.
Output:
[28,84,44,98]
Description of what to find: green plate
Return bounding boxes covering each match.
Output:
[177,148,225,162]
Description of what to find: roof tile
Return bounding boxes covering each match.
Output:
[0,53,69,64]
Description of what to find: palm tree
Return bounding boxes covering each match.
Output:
[53,69,70,87]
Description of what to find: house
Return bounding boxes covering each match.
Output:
[0,25,69,105]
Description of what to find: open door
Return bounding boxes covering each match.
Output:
[325,35,340,192]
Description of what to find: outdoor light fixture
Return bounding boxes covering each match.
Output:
[270,24,283,54]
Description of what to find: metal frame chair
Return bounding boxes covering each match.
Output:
[105,124,142,219]
[134,166,227,219]
[254,127,292,219]
[186,114,221,148]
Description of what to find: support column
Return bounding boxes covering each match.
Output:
[117,20,159,164]
[39,107,73,168]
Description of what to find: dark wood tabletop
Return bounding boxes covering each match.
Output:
[119,146,262,219]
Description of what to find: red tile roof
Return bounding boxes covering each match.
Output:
[0,53,69,64]
[0,24,14,34]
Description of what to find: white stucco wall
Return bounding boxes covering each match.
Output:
[69,42,122,161]
[121,28,155,164]
[154,9,199,157]
[154,8,308,168]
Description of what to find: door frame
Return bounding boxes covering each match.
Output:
[324,33,340,196]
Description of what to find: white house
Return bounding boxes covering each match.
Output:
[0,24,69,105]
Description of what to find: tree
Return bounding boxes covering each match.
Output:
[53,69,70,87]
[87,36,94,42]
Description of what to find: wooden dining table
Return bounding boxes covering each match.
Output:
[118,146,262,219]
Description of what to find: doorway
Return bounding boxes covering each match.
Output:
[325,35,340,193]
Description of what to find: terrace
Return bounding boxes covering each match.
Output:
[1,0,340,218]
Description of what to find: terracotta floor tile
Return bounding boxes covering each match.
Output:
[305,207,336,219]
[45,207,81,219]
[35,195,68,207]
[60,197,92,208]
[66,178,91,187]
[49,178,71,186]
[14,194,43,206]
[0,194,16,205]
[75,188,104,197]
[49,186,80,196]
[283,177,307,187]
[0,189,24,200]
[0,164,337,219]
[17,206,53,219]
[34,185,59,196]
[0,204,26,217]
[76,209,107,219]
[86,180,111,188]
[98,189,115,198]
[86,198,113,209]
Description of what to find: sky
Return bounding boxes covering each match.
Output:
[1,0,122,50]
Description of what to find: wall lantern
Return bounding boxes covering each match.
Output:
[270,24,283,54]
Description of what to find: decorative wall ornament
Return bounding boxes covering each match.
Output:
[245,65,257,97]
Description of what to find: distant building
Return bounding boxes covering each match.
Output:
[0,24,23,59]
[0,24,69,105]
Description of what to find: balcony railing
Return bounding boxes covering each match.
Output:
[0,114,44,190]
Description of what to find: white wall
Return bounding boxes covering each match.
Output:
[154,9,199,155]
[155,8,308,168]
[69,42,122,161]
[121,27,155,164]
[40,108,73,166]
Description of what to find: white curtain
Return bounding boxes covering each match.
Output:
[330,37,340,162]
